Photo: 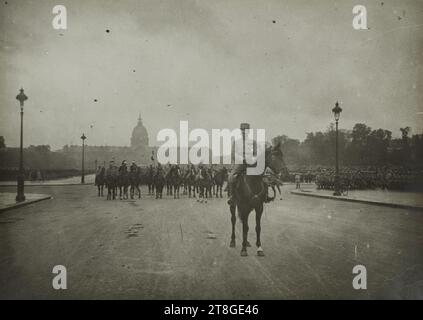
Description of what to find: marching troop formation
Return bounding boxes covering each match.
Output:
[95,160,230,202]
[305,166,423,192]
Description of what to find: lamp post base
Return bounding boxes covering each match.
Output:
[16,174,25,202]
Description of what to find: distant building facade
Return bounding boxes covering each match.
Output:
[59,115,157,169]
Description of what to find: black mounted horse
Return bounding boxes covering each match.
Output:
[229,141,285,257]
[146,165,155,195]
[185,166,197,198]
[106,165,118,200]
[118,165,129,200]
[214,167,228,198]
[168,165,182,199]
[154,168,166,199]
[196,166,212,203]
[95,167,106,197]
[129,165,141,199]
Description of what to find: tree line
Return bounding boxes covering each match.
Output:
[272,124,423,167]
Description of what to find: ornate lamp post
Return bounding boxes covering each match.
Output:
[81,133,86,184]
[240,123,250,164]
[15,88,28,202]
[332,101,343,196]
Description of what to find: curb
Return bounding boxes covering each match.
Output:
[0,195,53,213]
[290,190,423,211]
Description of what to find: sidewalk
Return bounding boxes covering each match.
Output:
[291,187,423,211]
[0,193,52,213]
[0,174,95,186]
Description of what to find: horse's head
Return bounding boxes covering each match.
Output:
[265,140,285,174]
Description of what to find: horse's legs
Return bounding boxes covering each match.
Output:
[230,205,236,247]
[277,184,282,200]
[240,212,249,256]
[255,205,264,256]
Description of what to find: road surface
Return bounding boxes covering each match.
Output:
[0,184,422,299]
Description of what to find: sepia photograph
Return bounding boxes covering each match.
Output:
[0,0,422,305]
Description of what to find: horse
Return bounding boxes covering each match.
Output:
[168,165,182,199]
[214,167,228,198]
[129,166,141,199]
[118,167,129,200]
[229,140,286,257]
[181,167,190,195]
[195,166,213,203]
[154,168,166,199]
[184,166,197,198]
[146,165,155,195]
[207,167,215,198]
[164,165,173,196]
[95,167,106,197]
[106,167,118,200]
[264,168,284,200]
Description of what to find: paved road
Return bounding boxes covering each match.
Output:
[0,174,95,186]
[0,184,422,299]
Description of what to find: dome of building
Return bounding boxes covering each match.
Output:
[131,114,149,149]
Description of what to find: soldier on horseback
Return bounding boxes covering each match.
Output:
[129,160,137,174]
[118,160,129,200]
[106,160,118,200]
[154,163,166,199]
[95,165,106,197]
[227,138,273,206]
[129,160,141,199]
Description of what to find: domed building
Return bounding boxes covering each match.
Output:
[59,114,157,168]
[130,114,149,151]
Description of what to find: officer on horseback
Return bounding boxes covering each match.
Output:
[119,160,128,174]
[130,160,138,173]
[227,139,276,206]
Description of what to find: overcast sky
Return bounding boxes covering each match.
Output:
[0,0,422,150]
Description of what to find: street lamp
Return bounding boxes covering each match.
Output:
[81,133,86,184]
[15,88,28,202]
[332,101,343,196]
